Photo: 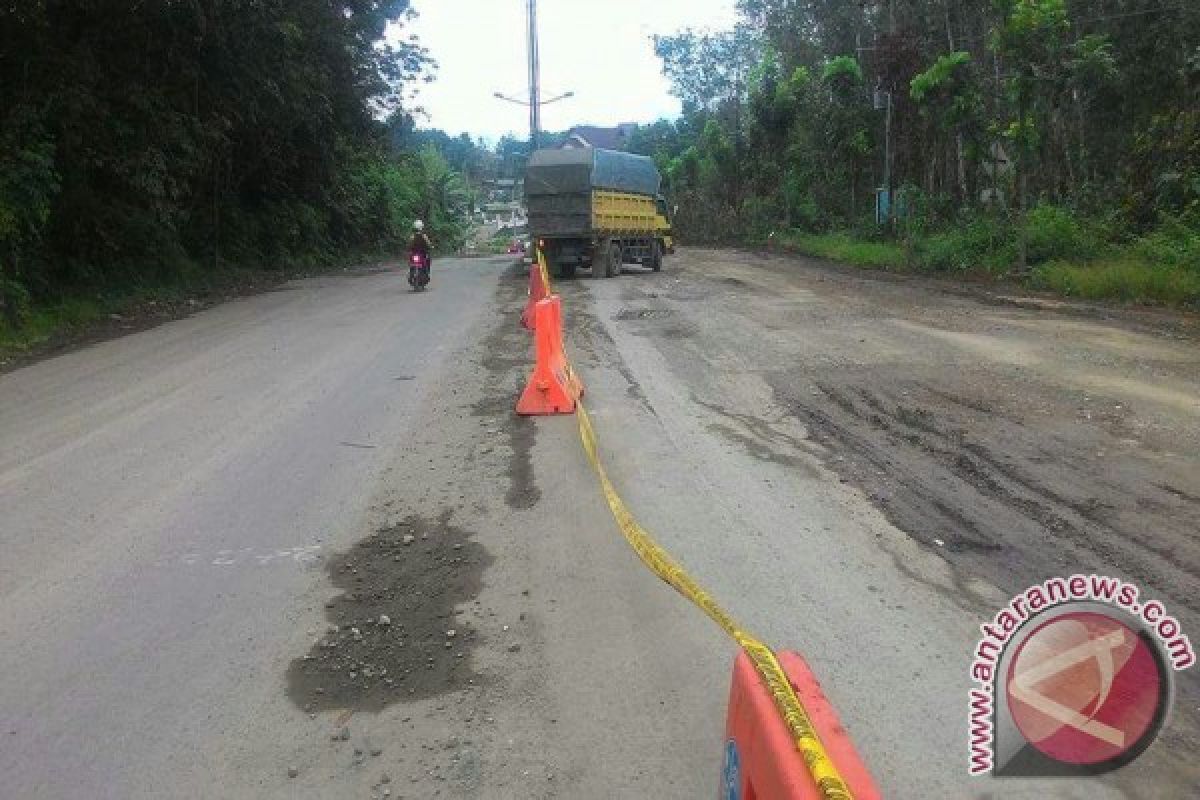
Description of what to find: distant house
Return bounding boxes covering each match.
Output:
[562,123,637,151]
[482,177,523,204]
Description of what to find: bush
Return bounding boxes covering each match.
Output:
[919,215,1014,272]
[1023,204,1103,264]
[742,195,785,240]
[0,275,31,327]
[1131,215,1200,272]
[780,169,827,232]
[781,231,906,269]
[1032,258,1200,307]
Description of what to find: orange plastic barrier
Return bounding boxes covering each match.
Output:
[521,254,551,331]
[516,295,584,415]
[723,650,880,800]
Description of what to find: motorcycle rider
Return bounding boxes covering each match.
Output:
[409,219,433,283]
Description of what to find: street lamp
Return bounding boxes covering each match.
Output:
[492,90,575,152]
[493,91,575,106]
[488,0,575,150]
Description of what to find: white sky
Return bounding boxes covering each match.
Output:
[391,0,739,142]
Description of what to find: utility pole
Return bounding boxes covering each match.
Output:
[883,0,896,228]
[527,0,541,150]
[884,92,893,209]
[495,1,573,151]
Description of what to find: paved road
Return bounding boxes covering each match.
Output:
[2,250,1196,798]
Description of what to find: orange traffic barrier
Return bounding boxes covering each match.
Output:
[521,251,552,331]
[516,295,584,415]
[723,650,880,800]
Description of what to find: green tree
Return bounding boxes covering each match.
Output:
[911,52,984,205]
[0,108,58,324]
[991,0,1072,269]
[0,0,435,322]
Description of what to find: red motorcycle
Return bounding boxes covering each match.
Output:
[407,251,430,291]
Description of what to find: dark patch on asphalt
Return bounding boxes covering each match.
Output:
[773,374,1200,609]
[613,360,654,413]
[885,550,993,616]
[503,418,541,509]
[471,260,542,509]
[655,323,696,340]
[615,308,674,321]
[695,397,820,478]
[286,511,493,713]
[705,422,817,473]
[1158,482,1200,505]
[565,291,655,414]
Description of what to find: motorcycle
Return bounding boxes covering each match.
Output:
[407,251,430,291]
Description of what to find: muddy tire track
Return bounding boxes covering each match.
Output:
[784,378,1200,607]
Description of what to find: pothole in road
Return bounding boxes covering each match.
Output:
[286,511,494,713]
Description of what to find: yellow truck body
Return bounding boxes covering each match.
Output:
[592,190,674,244]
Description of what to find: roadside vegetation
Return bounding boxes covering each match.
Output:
[774,208,1200,306]
[633,1,1200,307]
[0,4,514,356]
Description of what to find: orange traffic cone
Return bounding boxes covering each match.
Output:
[521,250,552,331]
[723,650,880,799]
[517,295,584,415]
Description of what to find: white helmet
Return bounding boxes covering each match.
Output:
[413,220,425,231]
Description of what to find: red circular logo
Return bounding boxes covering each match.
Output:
[1005,611,1166,766]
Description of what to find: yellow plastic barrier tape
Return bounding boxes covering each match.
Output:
[575,401,854,800]
[538,247,553,293]
[532,246,852,798]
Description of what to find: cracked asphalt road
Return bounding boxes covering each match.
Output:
[1,249,1196,798]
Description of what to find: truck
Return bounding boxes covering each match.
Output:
[525,148,675,279]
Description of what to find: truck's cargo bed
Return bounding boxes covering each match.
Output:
[526,148,661,197]
[526,148,662,237]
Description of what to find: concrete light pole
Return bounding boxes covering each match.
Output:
[492,0,573,151]
[527,0,540,149]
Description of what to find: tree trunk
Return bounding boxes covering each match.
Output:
[956,133,968,206]
[2,245,22,329]
[1061,113,1077,199]
[1074,89,1088,192]
[1016,86,1029,274]
[850,164,857,221]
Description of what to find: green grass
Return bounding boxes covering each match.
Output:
[777,231,907,270]
[773,214,1200,309]
[0,261,339,361]
[1032,259,1200,307]
[1,297,107,353]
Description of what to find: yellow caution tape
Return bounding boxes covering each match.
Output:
[575,402,854,800]
[533,248,850,799]
[538,248,553,293]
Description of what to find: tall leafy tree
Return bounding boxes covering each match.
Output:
[0,0,457,322]
[641,0,1198,254]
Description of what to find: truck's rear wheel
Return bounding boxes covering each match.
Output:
[606,242,622,278]
[590,240,609,280]
[650,241,664,272]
